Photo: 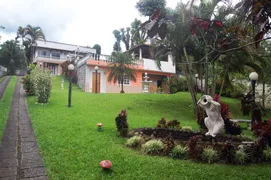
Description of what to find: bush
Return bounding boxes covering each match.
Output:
[221,141,236,164]
[170,145,188,159]
[30,66,52,103]
[115,109,129,137]
[263,146,271,161]
[156,118,180,129]
[235,149,247,164]
[142,140,164,155]
[126,136,141,148]
[21,74,35,96]
[201,147,218,164]
[187,135,202,160]
[166,75,188,94]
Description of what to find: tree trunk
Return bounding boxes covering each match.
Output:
[120,73,124,93]
[204,56,208,94]
[211,62,217,97]
[200,65,203,96]
[262,81,265,109]
[183,47,197,113]
[218,68,228,98]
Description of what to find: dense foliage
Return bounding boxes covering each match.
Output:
[115,109,129,137]
[30,66,52,103]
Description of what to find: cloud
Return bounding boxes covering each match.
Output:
[0,0,185,54]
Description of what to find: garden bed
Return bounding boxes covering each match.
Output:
[126,127,271,165]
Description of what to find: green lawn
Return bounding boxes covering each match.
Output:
[27,76,271,180]
[0,76,16,140]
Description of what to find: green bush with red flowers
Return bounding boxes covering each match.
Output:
[21,74,35,96]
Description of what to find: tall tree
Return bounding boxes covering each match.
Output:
[112,30,122,52]
[0,40,24,74]
[136,0,166,17]
[107,52,137,93]
[15,25,46,65]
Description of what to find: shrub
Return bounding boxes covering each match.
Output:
[221,141,236,164]
[187,135,202,160]
[244,138,264,163]
[201,147,218,164]
[126,136,141,148]
[142,140,164,155]
[115,109,129,137]
[167,120,180,129]
[170,145,188,159]
[182,126,193,131]
[162,134,175,155]
[252,118,271,146]
[235,149,247,164]
[263,146,271,161]
[157,117,167,128]
[156,118,180,129]
[166,75,188,94]
[30,66,52,103]
[21,74,35,96]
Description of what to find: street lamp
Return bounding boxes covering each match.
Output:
[195,74,198,94]
[94,66,99,93]
[249,72,259,102]
[68,64,75,107]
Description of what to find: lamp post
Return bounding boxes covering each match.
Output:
[195,74,198,95]
[94,66,99,93]
[249,72,259,102]
[68,64,75,107]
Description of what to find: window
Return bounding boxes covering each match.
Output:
[51,51,60,59]
[38,50,49,57]
[118,75,130,85]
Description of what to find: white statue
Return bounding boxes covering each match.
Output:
[197,95,224,137]
[61,79,64,90]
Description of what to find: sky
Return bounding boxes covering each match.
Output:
[0,0,238,55]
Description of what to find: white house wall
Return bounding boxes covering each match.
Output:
[143,55,175,73]
[86,67,106,93]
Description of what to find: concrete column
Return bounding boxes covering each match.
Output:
[139,48,142,59]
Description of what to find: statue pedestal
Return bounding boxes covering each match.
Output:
[141,72,152,93]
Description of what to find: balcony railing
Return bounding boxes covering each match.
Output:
[36,54,66,60]
[88,53,143,66]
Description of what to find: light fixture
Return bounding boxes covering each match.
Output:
[94,66,99,70]
[68,64,74,71]
[195,74,198,78]
[249,72,259,81]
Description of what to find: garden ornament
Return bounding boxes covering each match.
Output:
[197,95,224,137]
[99,160,112,169]
[97,123,103,131]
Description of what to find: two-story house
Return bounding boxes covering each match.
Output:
[76,43,176,93]
[32,40,96,75]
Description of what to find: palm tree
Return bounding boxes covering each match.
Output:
[107,52,137,93]
[0,40,24,74]
[15,25,46,66]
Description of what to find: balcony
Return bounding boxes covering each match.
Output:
[87,53,144,67]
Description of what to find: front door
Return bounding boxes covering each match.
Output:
[92,72,101,93]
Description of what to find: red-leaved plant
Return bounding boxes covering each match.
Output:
[187,135,202,160]
[252,118,271,146]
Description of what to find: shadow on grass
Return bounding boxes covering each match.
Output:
[99,168,113,176]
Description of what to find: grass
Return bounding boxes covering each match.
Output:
[0,76,16,140]
[26,76,271,180]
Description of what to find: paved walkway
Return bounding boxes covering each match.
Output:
[0,77,48,180]
[0,76,11,100]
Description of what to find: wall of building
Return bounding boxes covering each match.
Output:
[86,66,107,93]
[0,66,7,78]
[143,55,175,73]
[106,71,143,93]
[77,64,86,91]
